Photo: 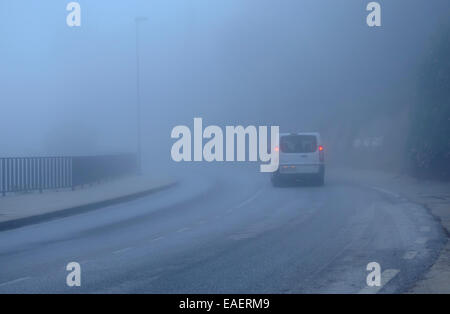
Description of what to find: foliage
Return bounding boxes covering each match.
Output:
[408,25,450,180]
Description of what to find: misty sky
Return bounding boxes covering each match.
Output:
[1,0,449,167]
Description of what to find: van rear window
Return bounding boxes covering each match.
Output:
[280,135,317,153]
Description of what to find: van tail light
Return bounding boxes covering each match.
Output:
[318,145,324,162]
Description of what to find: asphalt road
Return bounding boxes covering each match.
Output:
[0,165,446,293]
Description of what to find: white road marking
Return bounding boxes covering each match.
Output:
[358,269,400,294]
[147,275,160,282]
[113,247,133,255]
[415,237,427,244]
[151,236,164,242]
[177,227,190,233]
[369,186,401,198]
[222,188,265,215]
[229,232,256,241]
[0,277,31,288]
[234,188,265,210]
[403,251,418,260]
[420,226,431,232]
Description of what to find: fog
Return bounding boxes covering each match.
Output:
[1,0,449,172]
[1,1,450,295]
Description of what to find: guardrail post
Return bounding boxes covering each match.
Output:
[38,158,43,193]
[71,157,75,191]
[1,158,4,196]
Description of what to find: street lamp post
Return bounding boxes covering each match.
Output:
[135,17,147,175]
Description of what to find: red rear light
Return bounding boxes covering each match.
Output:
[274,146,279,152]
[318,145,324,162]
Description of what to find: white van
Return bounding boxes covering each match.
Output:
[271,132,325,186]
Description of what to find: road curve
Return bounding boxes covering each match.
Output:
[0,165,446,293]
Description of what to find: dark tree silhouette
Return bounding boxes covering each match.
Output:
[408,25,450,180]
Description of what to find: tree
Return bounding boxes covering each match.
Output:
[408,24,450,179]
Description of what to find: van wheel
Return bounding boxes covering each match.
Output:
[271,176,283,187]
[315,173,325,186]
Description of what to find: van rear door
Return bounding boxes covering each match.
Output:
[279,134,320,172]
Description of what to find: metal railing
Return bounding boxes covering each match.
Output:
[0,154,138,196]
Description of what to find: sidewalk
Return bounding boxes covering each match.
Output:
[0,175,176,231]
[331,167,450,293]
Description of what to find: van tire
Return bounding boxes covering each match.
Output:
[271,176,282,187]
[315,172,325,186]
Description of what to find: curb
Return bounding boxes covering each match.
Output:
[0,181,177,232]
